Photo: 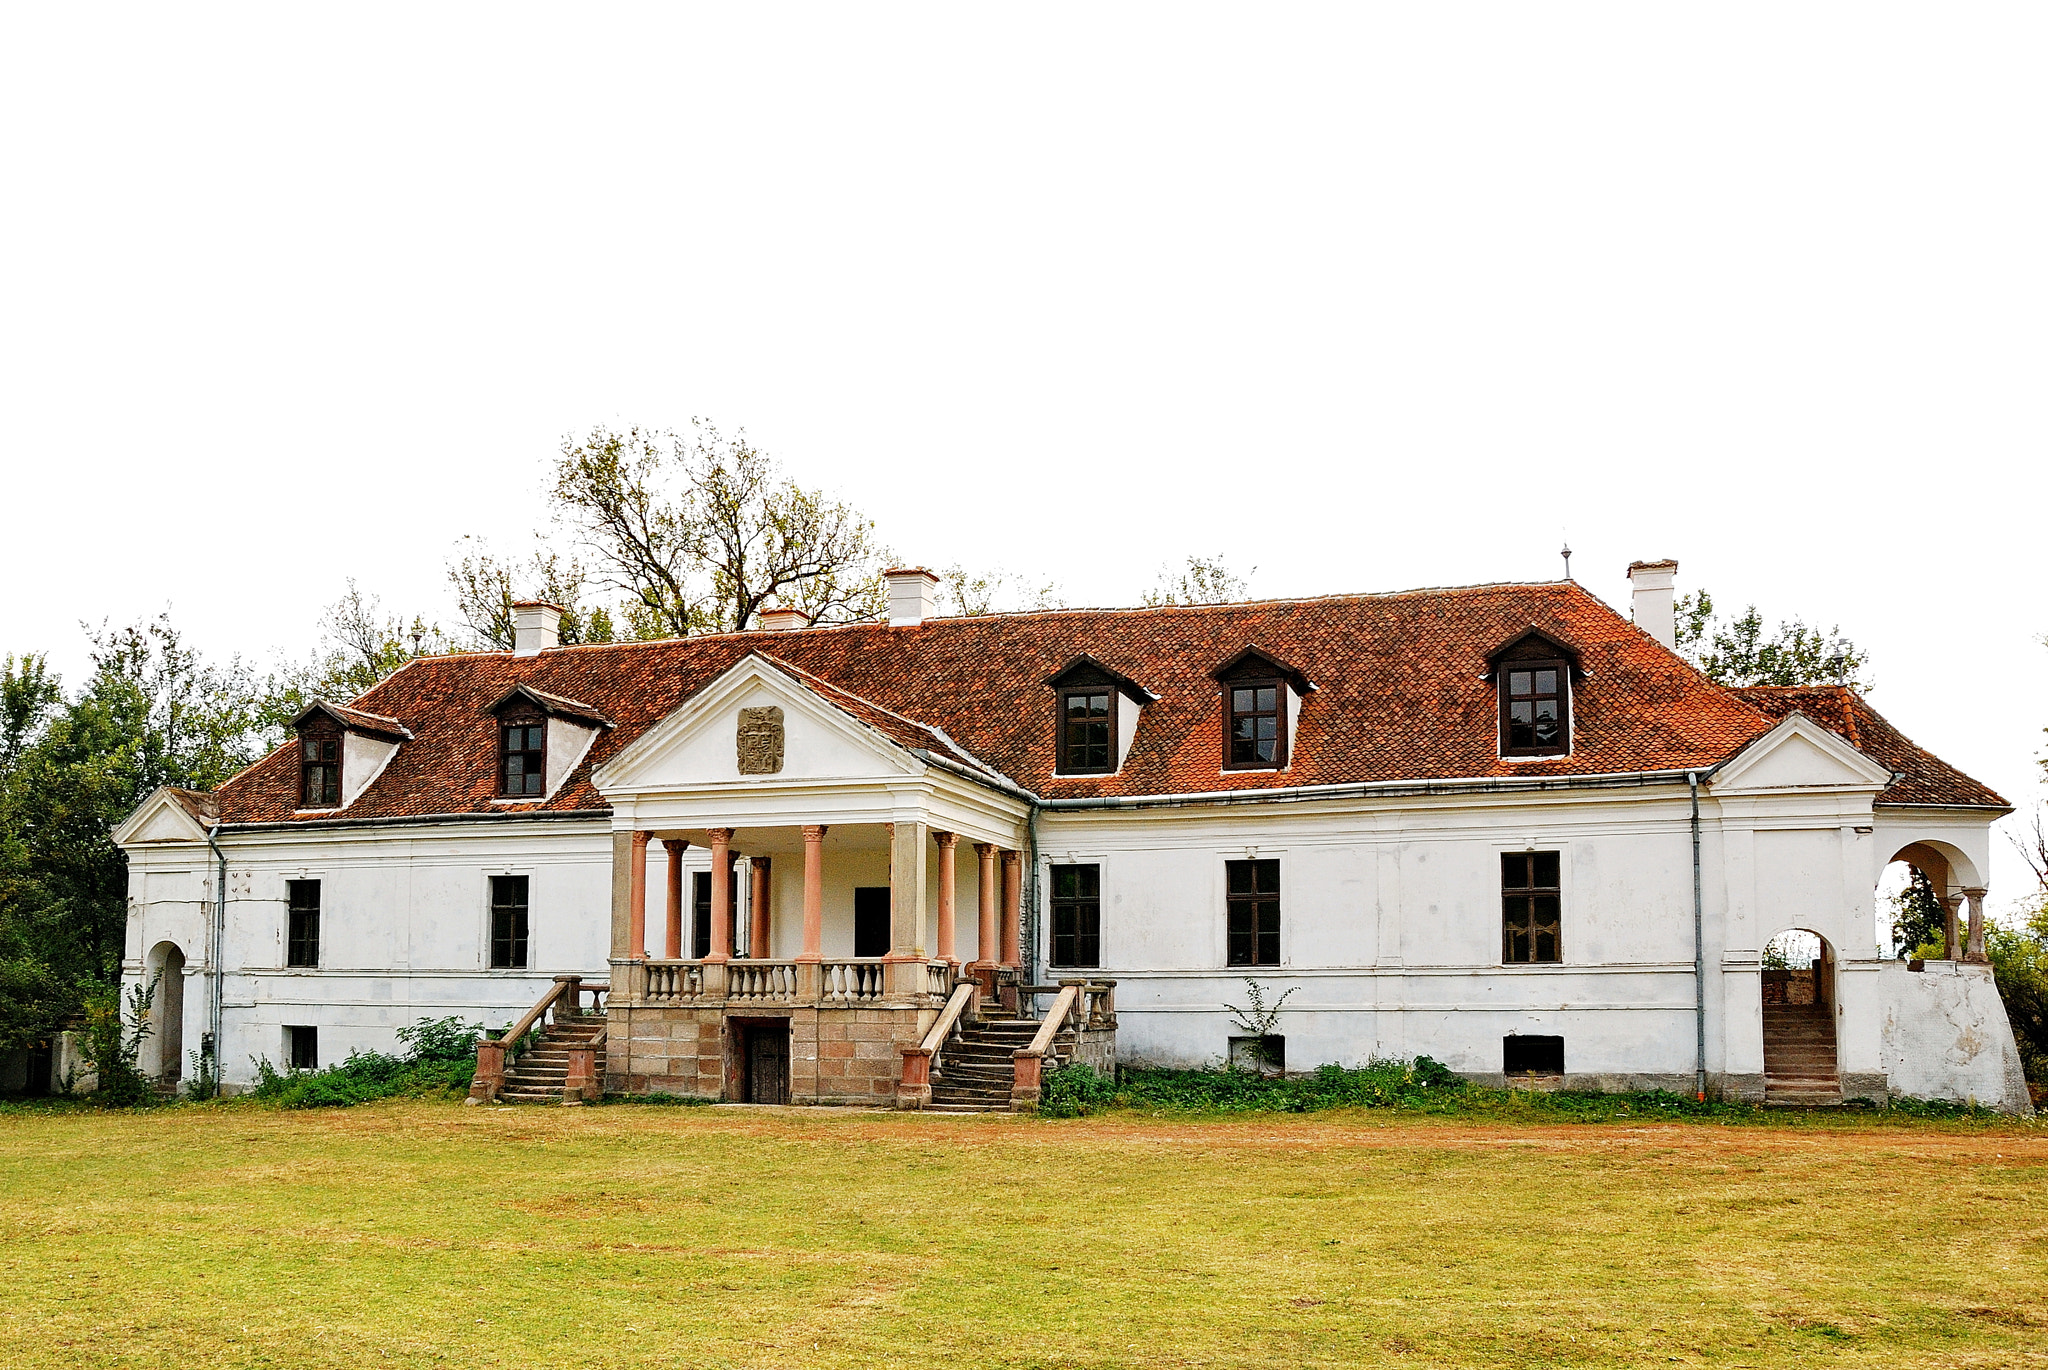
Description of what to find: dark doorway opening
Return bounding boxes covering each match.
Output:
[1504,1034,1564,1077]
[731,1018,790,1105]
[853,887,890,958]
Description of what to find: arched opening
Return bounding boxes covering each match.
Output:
[143,941,186,1086]
[1762,928,1837,1105]
[1882,839,1985,962]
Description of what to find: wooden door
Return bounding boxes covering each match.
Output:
[747,1023,789,1105]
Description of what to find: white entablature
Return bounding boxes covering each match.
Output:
[590,653,1029,848]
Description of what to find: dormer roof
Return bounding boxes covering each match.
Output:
[486,683,614,729]
[1044,654,1157,704]
[1483,627,1585,679]
[291,700,414,741]
[1209,645,1316,694]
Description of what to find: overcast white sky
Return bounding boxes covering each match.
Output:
[2,6,2043,900]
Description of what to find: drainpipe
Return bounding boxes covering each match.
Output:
[1023,799,1042,986]
[204,822,228,1088]
[1689,772,1705,1102]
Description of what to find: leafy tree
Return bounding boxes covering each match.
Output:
[259,582,452,737]
[445,538,616,650]
[549,421,885,635]
[933,564,1065,618]
[1143,555,1250,607]
[1888,865,1948,959]
[1673,589,1872,689]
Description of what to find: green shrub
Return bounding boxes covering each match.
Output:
[248,1017,481,1109]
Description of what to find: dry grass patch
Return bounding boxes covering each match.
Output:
[0,1102,2043,1368]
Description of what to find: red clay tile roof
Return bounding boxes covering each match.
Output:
[1730,686,2007,809]
[202,580,1985,825]
[293,700,413,740]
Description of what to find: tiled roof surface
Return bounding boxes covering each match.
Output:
[1730,686,2007,809]
[208,580,1977,824]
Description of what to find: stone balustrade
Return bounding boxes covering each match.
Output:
[623,956,954,1008]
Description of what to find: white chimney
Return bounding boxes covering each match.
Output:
[758,606,808,631]
[884,567,939,627]
[1627,560,1678,650]
[512,600,563,655]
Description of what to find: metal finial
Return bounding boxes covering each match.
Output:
[1561,541,1573,580]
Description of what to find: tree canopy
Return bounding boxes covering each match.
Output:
[1673,589,1873,690]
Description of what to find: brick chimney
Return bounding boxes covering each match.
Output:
[511,601,563,656]
[758,607,809,631]
[884,568,939,627]
[1627,560,1678,650]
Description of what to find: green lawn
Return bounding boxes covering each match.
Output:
[1,1100,2043,1368]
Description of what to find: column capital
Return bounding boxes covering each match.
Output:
[1961,886,1988,900]
[665,836,690,852]
[934,830,958,848]
[706,827,735,844]
[631,829,650,848]
[974,841,997,857]
[802,824,828,842]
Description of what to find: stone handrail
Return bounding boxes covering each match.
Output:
[924,960,954,999]
[728,960,799,1002]
[562,1024,606,1106]
[643,961,706,1002]
[1024,982,1084,1057]
[898,979,979,1109]
[820,959,887,1004]
[1010,981,1090,1110]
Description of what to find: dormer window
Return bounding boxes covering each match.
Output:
[1487,629,1580,759]
[1060,689,1114,774]
[301,729,341,808]
[1045,656,1154,777]
[1210,647,1314,773]
[500,718,545,796]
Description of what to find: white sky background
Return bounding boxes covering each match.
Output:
[2,6,2043,903]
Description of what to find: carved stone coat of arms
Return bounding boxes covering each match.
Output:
[736,706,785,775]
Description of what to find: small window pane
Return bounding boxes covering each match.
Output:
[1510,671,1532,696]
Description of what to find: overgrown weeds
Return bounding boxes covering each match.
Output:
[1038,1059,2022,1125]
[248,1016,481,1109]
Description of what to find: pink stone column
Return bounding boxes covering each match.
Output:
[664,839,686,960]
[706,828,734,962]
[750,857,772,958]
[973,843,998,971]
[1000,848,1023,969]
[628,830,650,960]
[798,825,827,962]
[1963,887,1989,963]
[934,832,959,966]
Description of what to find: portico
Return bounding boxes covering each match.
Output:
[588,652,1033,1101]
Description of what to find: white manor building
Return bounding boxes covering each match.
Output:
[114,563,2031,1111]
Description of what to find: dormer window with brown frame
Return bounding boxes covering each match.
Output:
[1486,630,1581,760]
[1210,647,1315,772]
[301,727,341,808]
[499,716,546,797]
[1045,656,1154,777]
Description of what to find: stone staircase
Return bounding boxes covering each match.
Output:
[499,1014,607,1104]
[928,1015,1076,1113]
[1763,1000,1840,1106]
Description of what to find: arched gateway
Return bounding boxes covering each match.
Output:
[1761,929,1837,1104]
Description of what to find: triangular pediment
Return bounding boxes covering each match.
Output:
[591,655,927,795]
[112,787,215,848]
[1709,713,1893,794]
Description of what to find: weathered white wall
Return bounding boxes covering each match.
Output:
[1880,960,2031,1113]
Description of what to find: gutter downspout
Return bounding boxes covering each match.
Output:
[204,822,228,1088]
[1689,772,1705,1102]
[1023,798,1042,988]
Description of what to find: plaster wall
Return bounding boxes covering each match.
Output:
[1879,960,2031,1113]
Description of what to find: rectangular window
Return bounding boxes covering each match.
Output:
[1050,863,1101,967]
[301,732,341,807]
[490,875,529,969]
[286,1025,318,1071]
[500,721,545,797]
[1502,852,1562,963]
[691,870,713,959]
[1226,683,1285,768]
[1501,662,1569,755]
[286,879,321,968]
[1225,858,1280,966]
[1504,1034,1564,1076]
[1059,690,1115,774]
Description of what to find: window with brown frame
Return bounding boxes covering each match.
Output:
[286,879,321,968]
[500,717,545,797]
[1226,682,1285,769]
[490,875,529,969]
[1502,851,1562,963]
[1500,661,1569,756]
[1226,858,1280,966]
[1051,863,1101,967]
[301,729,341,808]
[1059,689,1115,774]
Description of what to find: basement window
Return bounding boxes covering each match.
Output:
[1503,1034,1563,1077]
[286,1025,318,1072]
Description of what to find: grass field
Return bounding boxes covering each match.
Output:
[1,1100,2043,1369]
